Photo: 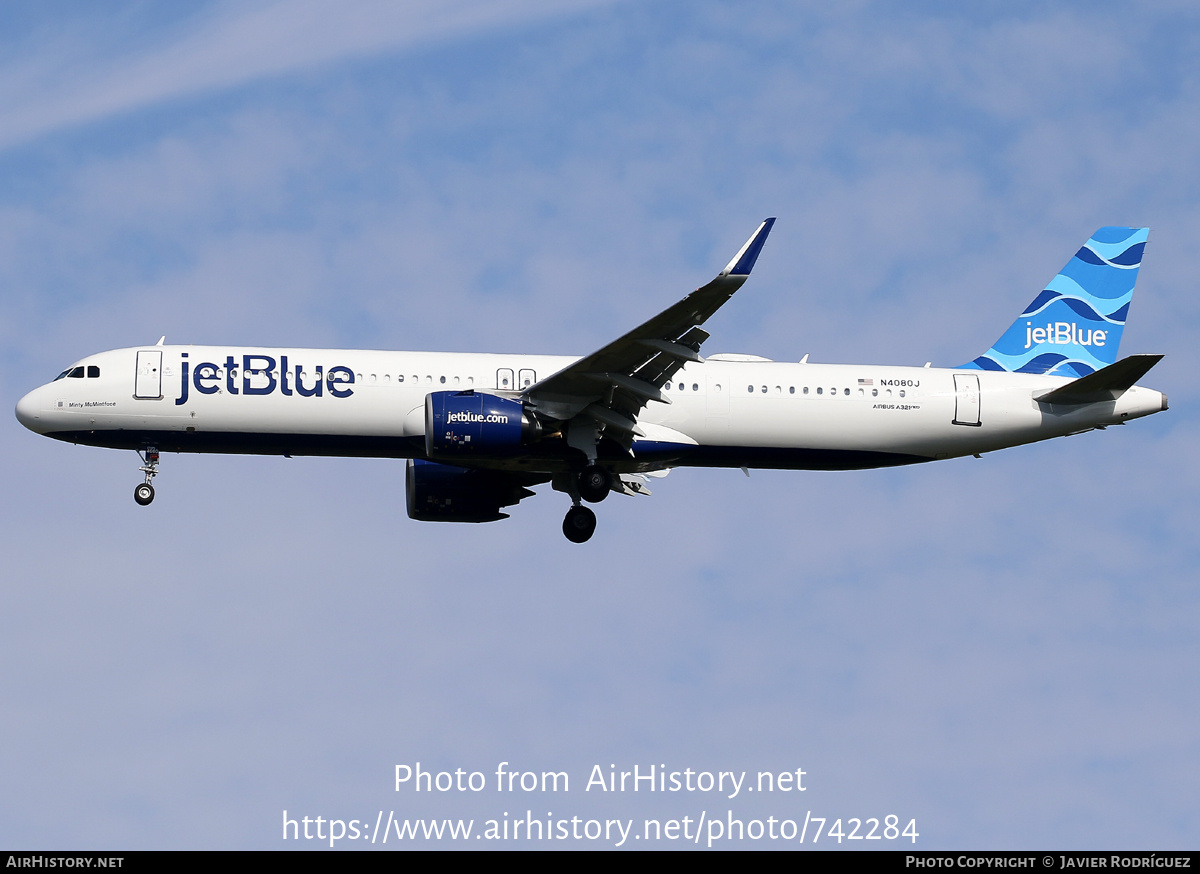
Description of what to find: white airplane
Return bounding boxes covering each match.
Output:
[15,220,1167,542]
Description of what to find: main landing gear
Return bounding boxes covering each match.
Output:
[134,446,159,506]
[559,465,611,543]
[577,464,611,503]
[562,505,597,543]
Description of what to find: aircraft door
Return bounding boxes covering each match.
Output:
[518,368,536,390]
[705,371,729,436]
[134,350,163,400]
[953,373,981,426]
[706,372,729,416]
[496,368,514,391]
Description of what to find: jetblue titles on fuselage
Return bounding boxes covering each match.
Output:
[173,353,355,406]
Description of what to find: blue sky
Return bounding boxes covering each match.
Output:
[2,0,1198,849]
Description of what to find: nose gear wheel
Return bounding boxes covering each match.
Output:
[134,446,160,506]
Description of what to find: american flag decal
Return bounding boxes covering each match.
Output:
[858,378,873,386]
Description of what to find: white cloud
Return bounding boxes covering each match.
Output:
[0,0,613,153]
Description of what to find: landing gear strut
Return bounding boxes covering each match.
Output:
[134,446,159,506]
[562,504,597,543]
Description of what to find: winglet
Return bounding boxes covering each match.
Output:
[722,217,776,276]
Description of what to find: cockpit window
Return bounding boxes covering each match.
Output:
[68,367,85,378]
[53,369,71,381]
[87,365,100,378]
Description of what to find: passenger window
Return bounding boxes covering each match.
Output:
[899,390,906,398]
[803,386,809,394]
[789,386,795,394]
[761,385,767,393]
[747,385,754,393]
[844,388,850,396]
[692,383,698,391]
[816,387,822,395]
[87,366,100,378]
[398,375,404,383]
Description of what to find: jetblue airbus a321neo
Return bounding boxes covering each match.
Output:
[15,220,1167,542]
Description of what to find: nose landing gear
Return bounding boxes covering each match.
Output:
[134,446,159,506]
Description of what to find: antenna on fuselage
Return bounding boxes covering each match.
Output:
[156,336,165,346]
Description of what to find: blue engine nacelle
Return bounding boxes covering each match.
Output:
[425,390,540,459]
[405,458,535,523]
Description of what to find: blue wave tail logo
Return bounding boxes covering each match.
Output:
[961,227,1149,377]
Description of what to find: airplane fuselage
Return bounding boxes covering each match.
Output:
[15,344,1167,473]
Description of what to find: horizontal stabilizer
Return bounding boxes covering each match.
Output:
[1035,354,1163,405]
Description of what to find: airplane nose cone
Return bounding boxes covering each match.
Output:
[15,389,44,433]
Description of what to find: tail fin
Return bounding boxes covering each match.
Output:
[962,227,1149,377]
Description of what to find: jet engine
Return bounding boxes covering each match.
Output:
[405,458,534,522]
[424,390,541,459]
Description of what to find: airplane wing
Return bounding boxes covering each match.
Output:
[522,218,775,442]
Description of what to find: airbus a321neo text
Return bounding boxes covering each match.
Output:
[16,220,1167,542]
